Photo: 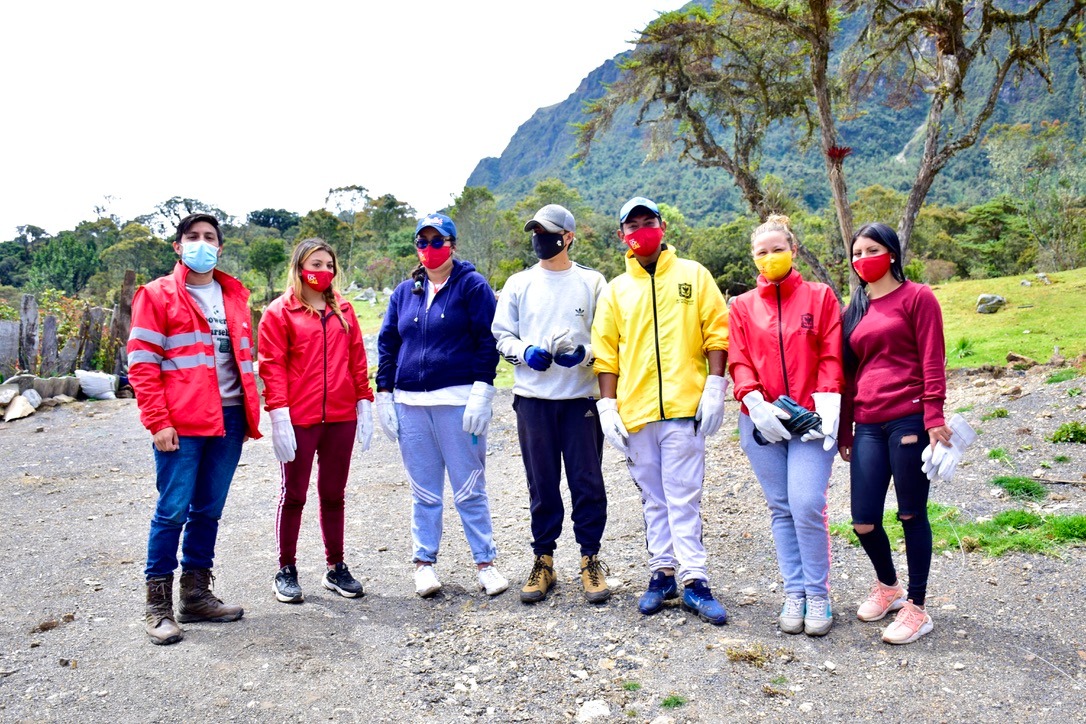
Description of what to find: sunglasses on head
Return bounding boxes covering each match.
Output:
[415,236,450,249]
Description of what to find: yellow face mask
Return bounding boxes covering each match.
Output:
[754,250,793,282]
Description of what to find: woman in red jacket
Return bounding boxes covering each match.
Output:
[839,222,950,645]
[258,237,375,604]
[728,215,843,637]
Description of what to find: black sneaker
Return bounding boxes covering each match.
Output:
[322,562,364,598]
[274,565,304,603]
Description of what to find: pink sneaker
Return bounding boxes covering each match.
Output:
[856,580,907,621]
[881,601,933,644]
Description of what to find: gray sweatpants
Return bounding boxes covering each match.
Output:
[738,414,834,598]
[626,419,708,584]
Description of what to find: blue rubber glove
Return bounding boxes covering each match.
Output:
[524,345,553,371]
[554,345,586,368]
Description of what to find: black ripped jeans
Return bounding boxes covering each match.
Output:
[850,413,933,606]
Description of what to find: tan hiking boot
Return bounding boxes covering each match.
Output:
[178,569,244,623]
[520,555,556,603]
[145,575,183,645]
[580,555,611,604]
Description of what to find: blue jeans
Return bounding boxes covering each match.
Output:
[739,414,834,598]
[397,403,497,565]
[145,406,246,579]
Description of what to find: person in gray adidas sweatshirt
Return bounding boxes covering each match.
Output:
[492,204,611,605]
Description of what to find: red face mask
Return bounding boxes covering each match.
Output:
[853,254,892,284]
[624,226,664,257]
[418,244,452,270]
[302,270,334,293]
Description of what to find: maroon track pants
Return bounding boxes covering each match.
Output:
[276,420,357,568]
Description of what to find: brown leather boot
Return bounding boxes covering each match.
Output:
[145,575,183,645]
[178,569,244,623]
[580,555,612,604]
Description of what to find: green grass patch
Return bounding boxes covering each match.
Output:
[1052,422,1086,444]
[987,447,1012,465]
[1069,387,1083,397]
[981,408,1009,421]
[991,475,1047,501]
[1045,369,1079,384]
[1054,454,1071,463]
[830,503,1086,556]
[661,695,687,709]
[954,404,974,414]
[622,681,641,692]
[350,299,388,335]
[935,268,1086,369]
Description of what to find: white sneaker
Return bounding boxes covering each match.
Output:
[477,565,509,596]
[414,564,441,597]
[779,595,805,634]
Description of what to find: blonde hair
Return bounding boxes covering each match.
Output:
[289,237,349,332]
[751,214,797,247]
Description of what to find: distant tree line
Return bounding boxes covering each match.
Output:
[1,122,1083,325]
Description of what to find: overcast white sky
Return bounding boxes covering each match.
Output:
[0,1,678,238]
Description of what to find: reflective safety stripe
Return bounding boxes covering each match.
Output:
[240,361,254,374]
[163,331,214,350]
[161,354,215,371]
[239,337,251,350]
[129,327,166,347]
[128,350,163,366]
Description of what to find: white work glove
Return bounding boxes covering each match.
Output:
[695,375,728,437]
[356,399,374,452]
[922,413,977,483]
[549,328,578,356]
[376,391,398,442]
[804,392,842,452]
[269,407,297,462]
[743,390,791,443]
[462,381,496,437]
[596,397,629,455]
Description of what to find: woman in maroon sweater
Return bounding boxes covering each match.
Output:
[839,222,951,645]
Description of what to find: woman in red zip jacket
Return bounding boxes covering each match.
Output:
[258,237,375,604]
[728,215,843,637]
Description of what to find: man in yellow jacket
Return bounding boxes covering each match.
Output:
[591,197,731,625]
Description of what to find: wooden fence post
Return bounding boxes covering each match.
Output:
[109,270,136,375]
[0,320,19,379]
[19,294,38,372]
[78,307,107,371]
[39,315,59,376]
[57,336,80,375]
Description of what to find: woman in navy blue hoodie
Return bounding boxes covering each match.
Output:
[376,213,508,598]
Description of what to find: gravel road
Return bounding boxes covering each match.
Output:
[1,365,1084,722]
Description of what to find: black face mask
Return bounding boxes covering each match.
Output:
[532,232,566,260]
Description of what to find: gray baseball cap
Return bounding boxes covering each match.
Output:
[524,204,575,234]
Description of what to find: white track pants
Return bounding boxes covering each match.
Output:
[626,419,707,583]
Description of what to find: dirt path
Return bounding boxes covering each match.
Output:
[1,367,1084,722]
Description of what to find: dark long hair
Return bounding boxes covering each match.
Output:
[842,223,907,369]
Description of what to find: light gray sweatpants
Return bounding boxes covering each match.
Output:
[738,414,834,598]
[626,419,708,583]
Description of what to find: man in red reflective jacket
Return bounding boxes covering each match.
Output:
[127,213,262,646]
